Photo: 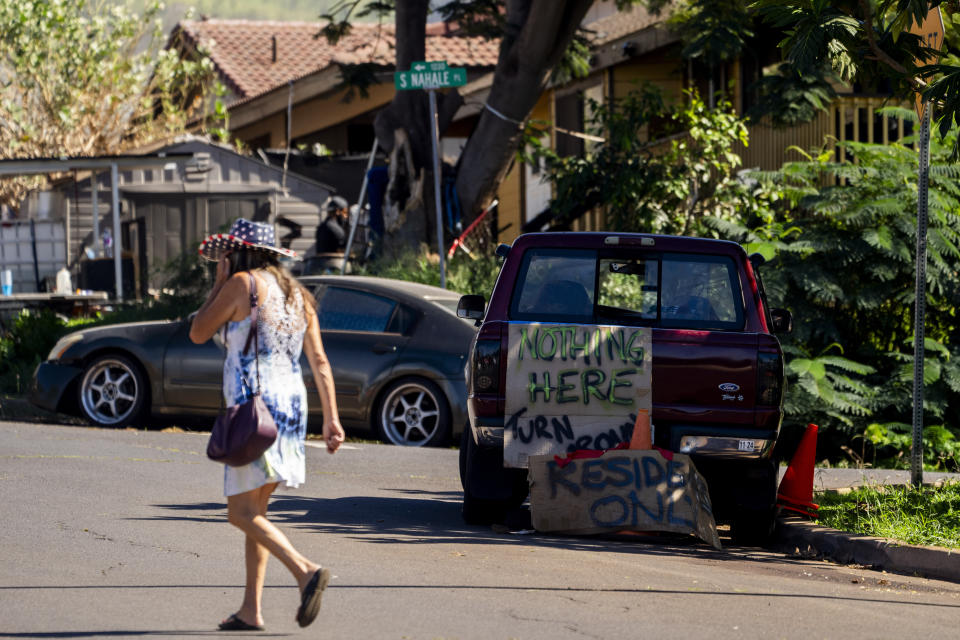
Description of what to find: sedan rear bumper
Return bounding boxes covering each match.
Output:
[30,361,82,413]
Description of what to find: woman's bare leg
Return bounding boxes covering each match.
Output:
[227,485,321,596]
[230,483,276,627]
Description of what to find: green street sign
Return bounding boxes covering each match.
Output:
[395,60,467,90]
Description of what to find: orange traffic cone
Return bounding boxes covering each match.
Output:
[628,409,652,450]
[777,423,819,518]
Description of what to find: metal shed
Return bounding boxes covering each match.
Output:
[14,136,333,297]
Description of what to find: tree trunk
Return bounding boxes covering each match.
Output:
[454,0,594,224]
[375,0,430,167]
[373,0,464,253]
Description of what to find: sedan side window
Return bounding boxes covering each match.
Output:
[317,287,397,332]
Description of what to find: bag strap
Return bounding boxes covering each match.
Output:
[242,272,263,396]
[242,272,259,354]
[217,272,262,409]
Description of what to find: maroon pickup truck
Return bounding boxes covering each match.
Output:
[457,232,791,542]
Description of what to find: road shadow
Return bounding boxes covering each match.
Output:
[147,490,822,569]
[0,632,291,639]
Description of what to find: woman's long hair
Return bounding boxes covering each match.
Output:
[228,249,316,314]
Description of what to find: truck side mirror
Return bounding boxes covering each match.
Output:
[457,294,485,322]
[770,308,792,334]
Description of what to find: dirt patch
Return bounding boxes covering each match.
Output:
[0,394,88,425]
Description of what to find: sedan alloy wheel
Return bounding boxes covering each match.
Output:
[79,355,146,427]
[377,378,450,447]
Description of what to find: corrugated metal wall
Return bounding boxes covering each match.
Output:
[0,220,66,293]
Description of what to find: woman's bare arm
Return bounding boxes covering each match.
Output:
[303,309,345,453]
[189,258,247,344]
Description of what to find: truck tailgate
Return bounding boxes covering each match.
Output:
[653,328,759,427]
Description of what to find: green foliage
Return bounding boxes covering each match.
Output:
[862,421,960,471]
[753,0,862,81]
[0,0,224,210]
[550,32,593,85]
[358,246,501,299]
[318,0,392,45]
[713,110,960,469]
[0,310,74,394]
[668,0,753,62]
[751,0,960,157]
[438,0,504,39]
[817,482,960,549]
[783,343,877,429]
[0,293,203,395]
[179,0,347,22]
[526,85,757,236]
[0,242,215,395]
[745,63,838,127]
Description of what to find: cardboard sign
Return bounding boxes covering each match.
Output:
[528,450,721,549]
[504,323,652,468]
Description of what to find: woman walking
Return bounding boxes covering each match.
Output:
[190,218,345,631]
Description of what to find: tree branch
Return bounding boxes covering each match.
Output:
[858,0,925,91]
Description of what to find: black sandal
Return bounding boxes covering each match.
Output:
[218,614,265,631]
[296,568,331,628]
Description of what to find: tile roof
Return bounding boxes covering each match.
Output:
[586,4,663,46]
[176,19,500,103]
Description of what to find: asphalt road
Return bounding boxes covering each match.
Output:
[2,420,959,639]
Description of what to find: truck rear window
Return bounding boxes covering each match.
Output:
[510,248,744,330]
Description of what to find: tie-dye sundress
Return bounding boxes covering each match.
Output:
[222,271,309,497]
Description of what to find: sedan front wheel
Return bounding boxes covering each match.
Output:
[375,378,450,447]
[78,354,147,427]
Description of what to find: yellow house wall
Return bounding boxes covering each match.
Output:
[561,55,686,232]
[233,83,397,148]
[234,113,286,147]
[497,161,523,243]
[496,92,553,244]
[610,53,684,105]
[289,83,396,141]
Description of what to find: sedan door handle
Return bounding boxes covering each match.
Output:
[371,343,397,354]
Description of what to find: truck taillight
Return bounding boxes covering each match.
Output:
[472,339,501,393]
[757,352,783,406]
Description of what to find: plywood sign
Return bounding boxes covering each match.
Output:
[504,323,652,468]
[528,450,721,549]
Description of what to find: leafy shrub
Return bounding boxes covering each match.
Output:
[358,246,502,299]
[0,310,78,393]
[715,110,960,469]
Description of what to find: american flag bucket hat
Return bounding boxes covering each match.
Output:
[198,218,298,262]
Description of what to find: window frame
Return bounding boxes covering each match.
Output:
[508,248,747,331]
[314,285,403,334]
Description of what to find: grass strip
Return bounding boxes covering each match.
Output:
[816,482,960,549]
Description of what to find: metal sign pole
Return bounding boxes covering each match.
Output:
[911,102,932,487]
[110,162,123,302]
[340,137,379,275]
[428,89,446,288]
[91,172,100,256]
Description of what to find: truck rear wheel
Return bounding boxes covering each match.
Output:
[460,426,528,525]
[731,506,776,545]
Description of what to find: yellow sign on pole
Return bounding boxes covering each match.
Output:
[910,7,945,119]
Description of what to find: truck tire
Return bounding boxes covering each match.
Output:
[731,506,777,546]
[460,426,528,525]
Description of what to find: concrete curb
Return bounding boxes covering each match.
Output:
[775,516,960,584]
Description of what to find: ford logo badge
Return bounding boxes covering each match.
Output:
[719,383,740,392]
